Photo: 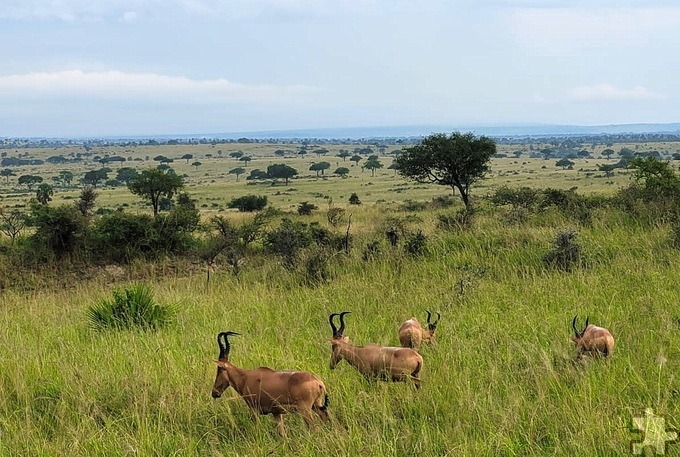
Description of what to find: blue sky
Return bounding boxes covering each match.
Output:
[1,0,679,137]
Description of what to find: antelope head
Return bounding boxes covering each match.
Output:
[212,331,239,398]
[425,310,441,341]
[329,311,350,369]
[570,315,589,345]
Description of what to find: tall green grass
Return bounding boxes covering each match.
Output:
[0,207,678,456]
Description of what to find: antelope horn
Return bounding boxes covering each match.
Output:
[425,310,432,324]
[433,312,441,326]
[329,313,340,338]
[217,331,240,360]
[571,316,579,337]
[338,311,351,336]
[583,316,589,335]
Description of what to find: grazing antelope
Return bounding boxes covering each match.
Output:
[329,312,424,388]
[211,331,329,437]
[398,310,440,350]
[570,316,615,358]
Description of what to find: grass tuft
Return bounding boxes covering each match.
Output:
[87,283,176,330]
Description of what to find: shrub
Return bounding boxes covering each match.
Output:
[349,193,361,205]
[404,230,428,256]
[91,212,155,262]
[543,229,583,272]
[300,247,332,285]
[87,283,176,331]
[437,207,474,231]
[264,218,313,266]
[298,201,318,215]
[29,202,88,258]
[228,195,268,212]
[327,207,345,227]
[362,240,381,261]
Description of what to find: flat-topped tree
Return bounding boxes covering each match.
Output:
[128,168,184,216]
[229,167,246,181]
[309,162,330,178]
[267,164,297,185]
[396,132,496,209]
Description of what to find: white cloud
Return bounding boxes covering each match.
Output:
[510,7,680,49]
[0,70,320,104]
[121,11,137,23]
[0,0,380,21]
[568,84,662,102]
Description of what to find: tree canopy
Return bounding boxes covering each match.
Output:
[267,164,298,185]
[395,132,496,208]
[128,169,184,216]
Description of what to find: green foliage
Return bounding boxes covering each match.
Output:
[35,183,53,205]
[116,167,139,184]
[364,158,383,176]
[491,186,542,210]
[396,132,496,208]
[349,192,361,205]
[228,194,268,212]
[29,202,88,258]
[297,201,318,215]
[264,218,312,266]
[404,230,428,256]
[334,167,350,177]
[82,169,109,188]
[18,174,43,189]
[555,158,575,169]
[87,283,176,331]
[543,229,583,272]
[128,169,184,216]
[326,207,346,227]
[266,163,298,184]
[228,167,246,181]
[91,212,155,262]
[309,161,331,177]
[76,187,98,217]
[437,207,475,231]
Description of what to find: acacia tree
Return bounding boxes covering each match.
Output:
[364,158,383,177]
[18,175,43,190]
[128,169,184,216]
[395,132,496,208]
[229,167,246,182]
[1,169,15,183]
[267,164,298,185]
[309,162,331,178]
[0,208,26,243]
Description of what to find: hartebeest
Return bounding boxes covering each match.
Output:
[329,312,424,388]
[570,316,615,358]
[398,310,440,350]
[211,331,329,436]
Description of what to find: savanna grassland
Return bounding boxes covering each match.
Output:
[0,139,679,456]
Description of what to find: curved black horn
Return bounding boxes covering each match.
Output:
[571,316,579,337]
[583,316,589,334]
[329,313,339,338]
[338,311,351,336]
[434,312,441,325]
[217,331,240,360]
[425,310,432,324]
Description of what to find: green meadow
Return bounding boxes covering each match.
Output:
[0,141,679,456]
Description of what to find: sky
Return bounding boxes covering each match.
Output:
[1,0,679,137]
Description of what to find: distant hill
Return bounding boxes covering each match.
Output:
[148,123,680,141]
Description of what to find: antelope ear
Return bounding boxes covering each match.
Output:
[214,360,229,368]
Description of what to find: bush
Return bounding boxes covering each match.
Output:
[87,283,176,331]
[349,193,361,205]
[404,230,428,256]
[91,212,155,262]
[29,202,88,258]
[363,240,381,261]
[298,201,318,215]
[437,207,474,231]
[228,195,268,212]
[543,229,583,272]
[300,247,332,285]
[327,207,346,227]
[264,218,313,266]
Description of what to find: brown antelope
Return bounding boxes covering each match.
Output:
[329,312,424,388]
[398,310,440,350]
[571,316,615,358]
[211,331,329,437]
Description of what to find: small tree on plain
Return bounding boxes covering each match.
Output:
[229,167,246,182]
[128,169,184,217]
[395,132,496,209]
